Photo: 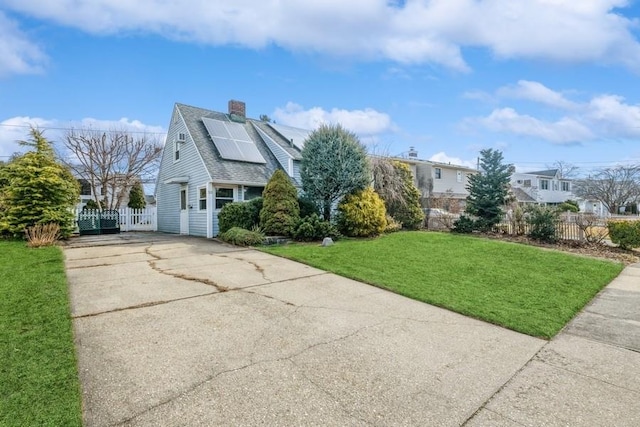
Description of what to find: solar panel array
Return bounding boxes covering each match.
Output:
[202,117,266,164]
[268,123,311,150]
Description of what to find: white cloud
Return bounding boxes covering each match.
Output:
[272,102,395,137]
[586,94,640,138]
[466,80,640,144]
[0,116,53,158]
[0,12,47,77]
[429,151,476,169]
[471,108,594,144]
[496,80,579,110]
[2,0,639,72]
[0,116,166,159]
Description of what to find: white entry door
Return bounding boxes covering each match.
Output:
[179,187,189,234]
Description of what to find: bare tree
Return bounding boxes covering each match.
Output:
[546,160,580,179]
[62,128,163,209]
[573,165,640,214]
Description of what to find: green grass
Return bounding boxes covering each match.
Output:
[0,240,82,426]
[263,232,624,339]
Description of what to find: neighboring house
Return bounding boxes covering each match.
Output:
[510,169,607,216]
[76,176,144,210]
[395,149,477,211]
[155,101,307,237]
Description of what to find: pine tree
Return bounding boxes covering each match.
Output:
[0,128,80,238]
[260,169,300,236]
[127,181,146,209]
[461,148,511,232]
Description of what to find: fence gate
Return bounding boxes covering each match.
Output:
[77,209,121,235]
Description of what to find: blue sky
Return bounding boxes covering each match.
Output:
[1,0,640,176]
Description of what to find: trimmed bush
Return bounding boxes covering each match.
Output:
[218,198,262,234]
[452,215,476,233]
[337,188,387,237]
[607,220,640,250]
[292,214,340,242]
[220,227,265,246]
[526,205,558,243]
[298,195,320,219]
[260,170,300,236]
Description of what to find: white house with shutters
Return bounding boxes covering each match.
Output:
[155,100,308,237]
[510,169,607,216]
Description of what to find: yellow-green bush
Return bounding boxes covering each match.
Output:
[607,220,640,250]
[337,188,387,237]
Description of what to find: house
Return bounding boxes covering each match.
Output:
[510,169,607,215]
[394,149,477,212]
[76,175,146,210]
[155,101,307,237]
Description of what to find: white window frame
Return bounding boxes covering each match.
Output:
[197,186,207,211]
[435,167,442,179]
[540,179,549,190]
[215,187,235,210]
[174,140,181,162]
[561,181,570,192]
[456,171,463,183]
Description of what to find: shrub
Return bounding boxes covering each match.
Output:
[556,200,579,213]
[292,214,340,242]
[452,215,476,233]
[218,198,262,234]
[384,215,402,233]
[24,223,60,247]
[337,188,387,237]
[607,220,640,250]
[260,170,299,236]
[220,227,265,246]
[83,199,99,210]
[526,205,558,243]
[298,195,319,218]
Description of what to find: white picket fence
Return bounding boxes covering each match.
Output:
[74,207,157,232]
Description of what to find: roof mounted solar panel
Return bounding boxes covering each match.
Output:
[202,117,266,164]
[268,123,311,150]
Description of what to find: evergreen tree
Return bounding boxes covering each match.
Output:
[260,169,300,236]
[301,124,370,221]
[0,128,79,238]
[127,181,146,209]
[460,148,511,232]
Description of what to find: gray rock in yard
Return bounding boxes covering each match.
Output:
[321,237,334,247]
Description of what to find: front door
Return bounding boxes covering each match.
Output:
[179,187,189,234]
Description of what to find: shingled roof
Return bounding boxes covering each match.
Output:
[175,103,302,184]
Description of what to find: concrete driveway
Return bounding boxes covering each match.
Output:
[63,233,640,426]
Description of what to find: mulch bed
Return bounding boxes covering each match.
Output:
[479,233,639,265]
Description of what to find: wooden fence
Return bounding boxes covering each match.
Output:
[425,212,615,242]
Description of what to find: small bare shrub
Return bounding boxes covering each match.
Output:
[25,223,60,247]
[575,213,608,244]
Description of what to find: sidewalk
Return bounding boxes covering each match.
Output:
[63,234,640,426]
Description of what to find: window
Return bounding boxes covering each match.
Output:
[215,188,234,209]
[523,179,531,187]
[78,179,91,196]
[540,179,549,190]
[178,133,186,141]
[174,140,180,161]
[435,168,442,179]
[561,181,570,192]
[198,187,207,210]
[456,171,463,183]
[243,186,264,201]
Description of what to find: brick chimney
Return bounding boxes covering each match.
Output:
[228,100,246,122]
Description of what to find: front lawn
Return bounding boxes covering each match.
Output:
[0,240,82,426]
[263,232,624,338]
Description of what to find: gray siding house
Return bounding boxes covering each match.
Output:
[155,101,307,237]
